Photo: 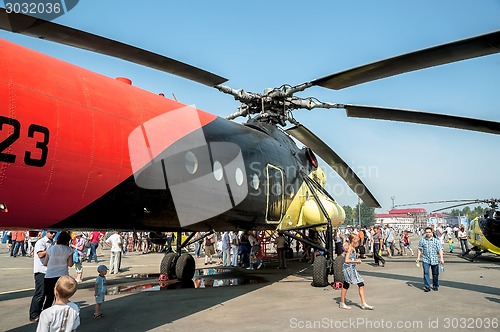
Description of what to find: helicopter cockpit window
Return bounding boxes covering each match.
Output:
[251,174,259,190]
[185,151,198,174]
[213,161,223,181]
[273,182,282,195]
[235,168,244,186]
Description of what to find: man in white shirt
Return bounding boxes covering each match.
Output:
[221,231,231,266]
[105,231,123,274]
[229,231,240,267]
[29,230,56,322]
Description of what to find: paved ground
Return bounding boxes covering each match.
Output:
[0,240,499,332]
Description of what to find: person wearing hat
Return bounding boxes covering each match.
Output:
[71,232,85,283]
[94,265,108,318]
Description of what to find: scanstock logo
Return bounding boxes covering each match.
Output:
[128,105,248,227]
[3,0,79,21]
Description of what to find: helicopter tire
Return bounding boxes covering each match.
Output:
[333,255,345,283]
[175,253,196,281]
[311,255,329,287]
[160,252,176,279]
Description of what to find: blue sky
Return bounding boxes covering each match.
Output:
[1,0,500,213]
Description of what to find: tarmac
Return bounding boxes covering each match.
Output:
[0,238,499,332]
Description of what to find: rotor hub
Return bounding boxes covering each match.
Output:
[217,84,340,126]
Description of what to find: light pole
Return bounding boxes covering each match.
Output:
[358,197,361,226]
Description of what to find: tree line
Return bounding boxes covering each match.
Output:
[447,205,486,220]
[342,203,376,226]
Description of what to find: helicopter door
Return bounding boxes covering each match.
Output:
[266,165,284,223]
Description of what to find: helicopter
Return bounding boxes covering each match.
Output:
[1,9,500,285]
[396,198,500,261]
[432,199,500,261]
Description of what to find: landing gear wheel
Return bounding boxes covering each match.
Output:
[333,255,345,283]
[175,253,195,281]
[311,255,329,287]
[160,252,176,279]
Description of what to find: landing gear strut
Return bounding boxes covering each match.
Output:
[461,246,488,262]
[296,171,347,287]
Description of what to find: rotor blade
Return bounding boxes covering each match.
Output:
[430,198,499,212]
[286,124,381,208]
[0,10,227,87]
[311,30,500,90]
[431,201,485,213]
[344,104,500,135]
[395,199,478,208]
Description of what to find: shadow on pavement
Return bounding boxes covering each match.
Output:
[6,261,307,332]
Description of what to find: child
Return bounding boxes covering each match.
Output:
[403,230,414,256]
[339,234,374,310]
[94,265,108,319]
[36,275,80,332]
[448,238,454,253]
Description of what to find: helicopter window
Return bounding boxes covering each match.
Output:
[213,161,223,181]
[185,151,198,174]
[235,168,244,186]
[251,174,259,190]
[273,182,282,195]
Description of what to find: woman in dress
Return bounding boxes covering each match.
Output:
[339,233,374,310]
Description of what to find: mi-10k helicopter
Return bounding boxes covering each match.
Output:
[1,9,500,285]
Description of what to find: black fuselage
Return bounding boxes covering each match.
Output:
[54,117,314,231]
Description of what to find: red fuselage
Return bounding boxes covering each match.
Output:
[0,38,313,231]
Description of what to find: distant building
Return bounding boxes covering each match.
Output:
[375,208,428,231]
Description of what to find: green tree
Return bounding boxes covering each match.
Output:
[469,205,485,219]
[444,205,485,219]
[355,202,375,226]
[343,205,354,225]
[462,206,471,216]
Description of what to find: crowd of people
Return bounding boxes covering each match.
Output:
[0,229,131,330]
[193,230,271,269]
[335,224,416,265]
[0,222,469,326]
[335,222,470,310]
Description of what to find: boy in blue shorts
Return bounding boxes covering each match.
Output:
[94,265,108,318]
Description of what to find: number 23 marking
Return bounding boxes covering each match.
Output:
[0,116,50,167]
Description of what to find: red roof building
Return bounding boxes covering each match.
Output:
[375,208,428,230]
